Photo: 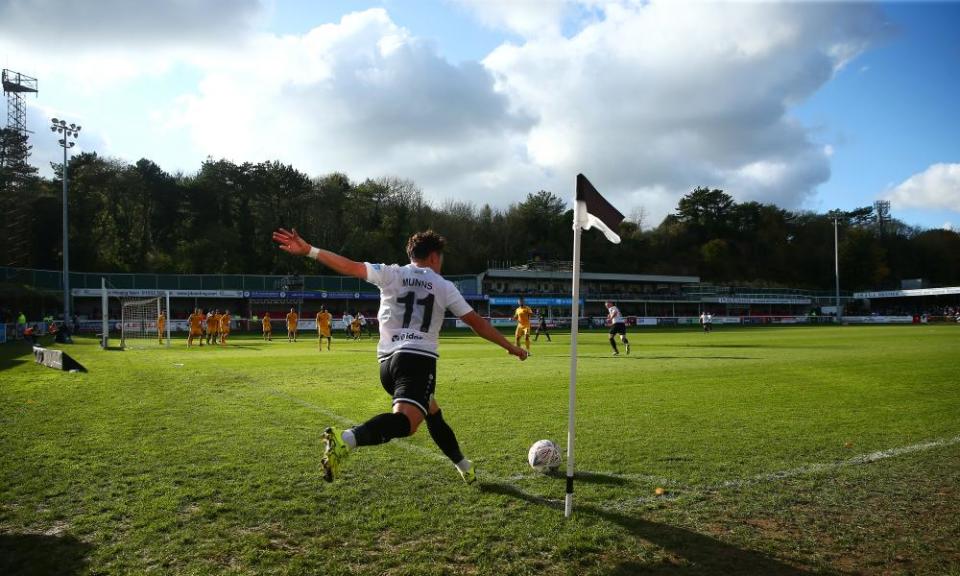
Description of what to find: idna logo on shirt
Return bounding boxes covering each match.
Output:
[391,332,424,342]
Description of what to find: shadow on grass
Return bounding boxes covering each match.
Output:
[558,470,633,486]
[591,355,759,361]
[480,481,834,576]
[0,359,30,372]
[680,343,767,349]
[0,533,93,576]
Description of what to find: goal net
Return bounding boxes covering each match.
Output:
[120,293,170,348]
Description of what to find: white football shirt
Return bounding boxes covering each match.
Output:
[608,305,625,324]
[365,262,473,360]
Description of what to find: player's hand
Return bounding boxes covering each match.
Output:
[509,346,528,361]
[272,228,311,256]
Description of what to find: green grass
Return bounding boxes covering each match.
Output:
[1,325,958,575]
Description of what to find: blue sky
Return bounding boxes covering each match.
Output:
[2,0,957,230]
[794,2,960,228]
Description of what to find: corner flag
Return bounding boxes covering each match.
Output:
[566,174,624,518]
[576,173,625,244]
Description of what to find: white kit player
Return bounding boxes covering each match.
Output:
[272,228,528,484]
[605,300,630,356]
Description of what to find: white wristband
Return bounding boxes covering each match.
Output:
[308,246,320,259]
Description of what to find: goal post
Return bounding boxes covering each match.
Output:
[120,291,170,349]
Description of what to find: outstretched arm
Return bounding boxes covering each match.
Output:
[460,311,527,361]
[272,228,367,280]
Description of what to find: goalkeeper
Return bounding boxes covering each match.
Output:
[273,227,527,485]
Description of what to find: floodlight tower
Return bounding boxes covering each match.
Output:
[833,216,842,324]
[2,69,39,266]
[51,118,82,321]
[2,69,37,134]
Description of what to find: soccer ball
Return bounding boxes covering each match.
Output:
[528,439,562,473]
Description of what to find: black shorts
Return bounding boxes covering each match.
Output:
[379,352,436,415]
[609,322,627,336]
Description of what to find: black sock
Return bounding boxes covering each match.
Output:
[425,410,464,464]
[352,412,411,446]
[609,338,619,353]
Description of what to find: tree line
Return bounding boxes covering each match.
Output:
[2,128,958,290]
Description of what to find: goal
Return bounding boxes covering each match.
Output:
[120,292,170,348]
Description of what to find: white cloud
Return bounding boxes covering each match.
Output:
[482,1,887,219]
[884,163,960,213]
[3,1,891,224]
[163,9,537,206]
[451,0,571,38]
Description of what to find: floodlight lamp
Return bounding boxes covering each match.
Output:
[76,126,82,131]
[69,123,76,129]
[50,126,57,132]
[51,117,59,123]
[68,142,75,148]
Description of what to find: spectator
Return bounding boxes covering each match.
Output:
[16,311,28,339]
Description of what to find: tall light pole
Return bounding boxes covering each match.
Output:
[51,118,81,322]
[833,216,842,324]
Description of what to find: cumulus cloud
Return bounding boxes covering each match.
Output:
[884,163,960,212]
[0,0,263,91]
[163,9,537,205]
[482,1,887,219]
[3,1,891,222]
[451,0,572,38]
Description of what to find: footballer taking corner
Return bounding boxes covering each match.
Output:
[272,227,528,485]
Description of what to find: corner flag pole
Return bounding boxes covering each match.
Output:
[566,174,625,518]
[565,201,585,518]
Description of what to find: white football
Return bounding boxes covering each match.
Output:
[528,439,562,472]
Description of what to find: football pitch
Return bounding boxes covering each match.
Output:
[2,325,958,575]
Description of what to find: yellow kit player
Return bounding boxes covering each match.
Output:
[350,314,362,340]
[206,309,221,345]
[286,307,299,342]
[187,308,204,347]
[316,306,332,351]
[262,312,272,341]
[157,311,166,344]
[513,297,533,352]
[219,310,231,345]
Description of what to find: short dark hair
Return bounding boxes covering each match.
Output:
[406,230,446,260]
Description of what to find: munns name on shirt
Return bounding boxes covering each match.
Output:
[402,277,433,290]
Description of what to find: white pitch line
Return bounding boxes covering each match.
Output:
[607,434,960,511]
[713,434,960,490]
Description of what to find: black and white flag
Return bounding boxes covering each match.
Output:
[576,173,625,244]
